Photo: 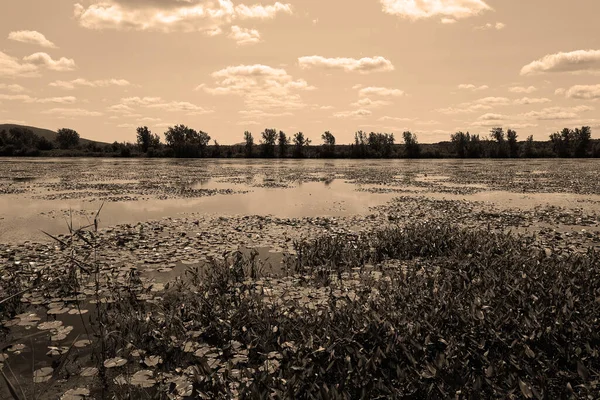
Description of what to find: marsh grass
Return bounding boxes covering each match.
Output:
[3,217,600,399]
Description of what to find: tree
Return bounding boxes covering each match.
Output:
[507,129,519,158]
[211,140,221,157]
[36,136,54,151]
[321,131,335,157]
[489,127,507,158]
[244,131,254,157]
[524,135,535,158]
[164,124,210,157]
[451,131,469,158]
[136,126,152,153]
[278,131,289,158]
[550,128,572,157]
[352,130,368,158]
[56,128,80,149]
[402,131,420,158]
[367,132,394,158]
[573,126,591,157]
[261,128,277,158]
[293,132,311,158]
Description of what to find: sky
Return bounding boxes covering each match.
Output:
[1,0,599,144]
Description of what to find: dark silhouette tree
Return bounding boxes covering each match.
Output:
[164,124,210,157]
[136,126,152,153]
[507,129,519,158]
[56,128,80,149]
[451,131,469,158]
[489,127,507,158]
[524,135,535,158]
[261,128,277,158]
[402,131,420,158]
[278,130,289,158]
[573,126,591,157]
[293,132,311,158]
[321,131,335,158]
[244,131,254,157]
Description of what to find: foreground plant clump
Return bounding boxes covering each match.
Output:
[83,223,598,399]
[1,214,599,399]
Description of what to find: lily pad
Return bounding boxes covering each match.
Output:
[80,367,98,377]
[61,388,90,400]
[38,320,63,330]
[33,367,54,383]
[104,357,127,368]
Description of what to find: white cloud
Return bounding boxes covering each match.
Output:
[147,101,213,114]
[229,25,261,45]
[478,113,507,121]
[475,22,505,30]
[380,0,491,21]
[22,52,76,72]
[117,123,136,129]
[74,0,292,34]
[437,103,492,114]
[0,84,26,93]
[509,86,537,94]
[122,97,162,106]
[201,64,313,110]
[554,88,566,95]
[521,105,593,120]
[298,56,394,74]
[441,18,456,24]
[458,83,488,91]
[351,98,391,108]
[513,97,551,105]
[41,108,103,117]
[0,51,39,78]
[358,86,404,97]
[521,49,600,75]
[563,84,600,100]
[474,96,511,105]
[8,30,57,48]
[333,109,372,118]
[0,94,76,104]
[108,104,136,113]
[49,78,131,90]
[378,116,413,121]
[112,96,211,115]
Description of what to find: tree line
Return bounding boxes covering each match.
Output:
[1,124,599,158]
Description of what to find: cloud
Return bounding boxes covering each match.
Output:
[117,123,136,129]
[478,113,507,121]
[563,84,600,100]
[441,18,456,24]
[333,109,372,118]
[378,116,413,121]
[229,25,261,45]
[74,0,292,34]
[520,49,600,75]
[201,64,313,110]
[8,30,57,48]
[0,94,76,104]
[474,96,511,105]
[436,103,491,114]
[509,86,537,94]
[238,110,293,118]
[380,0,491,21]
[41,108,103,117]
[22,52,76,71]
[358,86,404,97]
[475,22,505,30]
[0,51,39,78]
[146,101,213,114]
[298,56,394,74]
[513,97,551,105]
[112,96,211,115]
[49,78,131,90]
[351,98,391,108]
[0,84,26,93]
[521,105,593,120]
[458,83,488,91]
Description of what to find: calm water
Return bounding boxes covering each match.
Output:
[2,158,600,242]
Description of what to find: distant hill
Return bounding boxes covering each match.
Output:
[0,124,108,146]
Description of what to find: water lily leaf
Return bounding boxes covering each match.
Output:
[104,357,127,368]
[144,355,163,367]
[519,380,533,399]
[74,340,92,348]
[61,388,90,400]
[33,367,54,383]
[131,370,157,388]
[80,367,98,377]
[47,307,70,315]
[38,321,63,330]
